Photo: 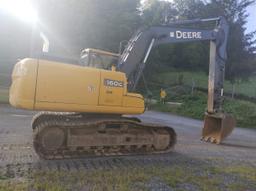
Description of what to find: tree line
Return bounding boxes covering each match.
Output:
[142,0,256,83]
[1,0,256,83]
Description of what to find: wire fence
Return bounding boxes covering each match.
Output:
[145,72,256,100]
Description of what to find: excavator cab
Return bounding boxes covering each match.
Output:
[80,48,119,70]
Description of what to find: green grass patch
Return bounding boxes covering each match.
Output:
[0,88,9,103]
[152,70,256,98]
[220,165,256,182]
[0,162,255,191]
[151,91,256,128]
[0,179,28,191]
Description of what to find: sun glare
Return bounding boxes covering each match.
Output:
[0,0,38,24]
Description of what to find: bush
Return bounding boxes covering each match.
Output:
[151,91,256,129]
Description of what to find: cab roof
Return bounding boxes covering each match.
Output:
[82,48,120,57]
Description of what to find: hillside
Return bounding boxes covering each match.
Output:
[150,70,256,99]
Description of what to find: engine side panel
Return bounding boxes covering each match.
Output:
[9,59,145,114]
[36,59,101,106]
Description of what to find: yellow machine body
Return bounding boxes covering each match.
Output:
[9,58,144,114]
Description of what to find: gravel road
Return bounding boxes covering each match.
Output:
[0,104,255,190]
[0,104,255,166]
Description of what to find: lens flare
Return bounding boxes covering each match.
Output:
[0,0,38,24]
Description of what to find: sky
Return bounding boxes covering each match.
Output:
[142,0,256,33]
[246,3,256,33]
[0,0,255,33]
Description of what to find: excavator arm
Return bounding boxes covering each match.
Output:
[117,17,235,144]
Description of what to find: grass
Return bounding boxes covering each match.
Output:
[151,91,256,128]
[152,70,256,98]
[215,165,256,191]
[0,162,255,191]
[0,73,11,88]
[0,88,9,103]
[221,165,256,182]
[0,65,11,103]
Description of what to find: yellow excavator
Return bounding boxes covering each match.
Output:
[9,17,235,159]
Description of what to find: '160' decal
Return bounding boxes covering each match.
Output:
[104,79,124,88]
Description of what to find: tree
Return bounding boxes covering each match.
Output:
[141,0,210,76]
[141,0,178,25]
[34,0,141,57]
[142,0,256,83]
[200,0,256,97]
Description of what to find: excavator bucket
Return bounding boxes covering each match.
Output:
[202,113,236,144]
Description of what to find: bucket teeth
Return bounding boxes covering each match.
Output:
[201,136,219,144]
[210,137,216,143]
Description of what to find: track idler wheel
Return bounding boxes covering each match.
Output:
[34,126,66,158]
[202,112,236,144]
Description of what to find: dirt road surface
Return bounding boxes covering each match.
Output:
[0,104,255,190]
